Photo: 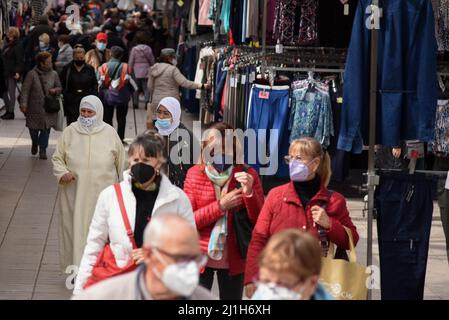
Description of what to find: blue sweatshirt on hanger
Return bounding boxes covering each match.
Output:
[338,0,438,154]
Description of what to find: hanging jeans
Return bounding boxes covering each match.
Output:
[246,84,290,177]
[375,172,436,300]
[433,156,449,264]
[29,128,51,152]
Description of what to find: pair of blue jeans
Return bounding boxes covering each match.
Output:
[246,85,290,177]
[29,128,50,152]
[375,172,436,300]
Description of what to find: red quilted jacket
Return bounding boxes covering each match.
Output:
[244,180,360,284]
[183,164,265,276]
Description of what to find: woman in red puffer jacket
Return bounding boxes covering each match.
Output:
[183,122,264,300]
[244,137,359,298]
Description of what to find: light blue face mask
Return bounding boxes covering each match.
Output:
[156,118,172,130]
[96,42,106,51]
[39,41,49,51]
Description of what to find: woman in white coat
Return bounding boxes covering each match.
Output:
[52,95,125,273]
[73,131,195,295]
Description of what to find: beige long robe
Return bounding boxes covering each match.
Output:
[52,123,125,272]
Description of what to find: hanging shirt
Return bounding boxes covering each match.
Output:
[429,100,449,156]
[289,80,334,148]
[198,0,214,25]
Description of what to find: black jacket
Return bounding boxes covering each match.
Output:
[61,62,98,116]
[0,57,7,96]
[1,40,24,77]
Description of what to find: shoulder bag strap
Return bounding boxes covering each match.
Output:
[318,190,333,257]
[36,72,48,97]
[114,183,138,249]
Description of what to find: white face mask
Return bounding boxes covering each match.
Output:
[79,115,96,128]
[251,282,302,300]
[152,250,200,297]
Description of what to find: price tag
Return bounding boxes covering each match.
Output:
[241,75,246,85]
[337,97,343,104]
[259,91,270,100]
[177,0,184,7]
[230,77,236,88]
[250,72,256,83]
[344,3,349,16]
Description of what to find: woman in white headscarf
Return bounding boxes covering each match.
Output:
[153,96,198,189]
[52,95,126,273]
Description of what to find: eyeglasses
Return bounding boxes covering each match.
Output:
[153,247,208,267]
[284,155,313,165]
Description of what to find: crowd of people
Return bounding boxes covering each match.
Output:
[0,2,360,301]
[0,3,207,152]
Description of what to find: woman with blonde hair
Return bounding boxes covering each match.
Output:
[244,137,359,297]
[252,229,332,300]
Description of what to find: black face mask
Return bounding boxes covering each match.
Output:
[212,154,233,173]
[74,60,85,67]
[131,163,156,184]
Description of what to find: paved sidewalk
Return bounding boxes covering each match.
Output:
[0,104,448,300]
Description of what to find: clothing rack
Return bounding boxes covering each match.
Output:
[378,168,449,177]
[267,66,345,74]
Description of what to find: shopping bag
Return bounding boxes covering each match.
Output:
[84,184,137,289]
[54,98,65,132]
[320,226,368,300]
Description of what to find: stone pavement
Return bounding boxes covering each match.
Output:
[0,103,448,300]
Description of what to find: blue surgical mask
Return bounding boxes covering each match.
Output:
[96,42,106,51]
[39,41,49,51]
[155,118,172,130]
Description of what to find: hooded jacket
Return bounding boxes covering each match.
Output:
[129,44,155,79]
[148,62,201,107]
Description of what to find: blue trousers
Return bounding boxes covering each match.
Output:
[375,173,436,300]
[246,85,290,177]
[29,128,50,152]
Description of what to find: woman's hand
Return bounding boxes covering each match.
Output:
[235,172,254,196]
[48,88,58,95]
[20,105,27,114]
[132,249,145,264]
[311,205,331,229]
[245,283,256,298]
[146,121,155,130]
[219,188,243,211]
[60,172,76,184]
[392,147,402,159]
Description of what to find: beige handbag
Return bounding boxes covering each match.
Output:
[320,226,368,300]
